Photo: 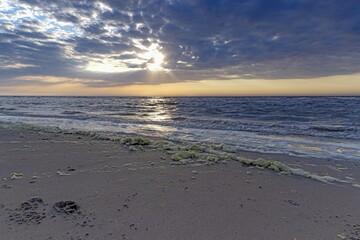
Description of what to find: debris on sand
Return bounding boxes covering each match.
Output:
[53,201,80,215]
[10,172,23,180]
[129,146,137,151]
[337,233,346,239]
[57,170,70,176]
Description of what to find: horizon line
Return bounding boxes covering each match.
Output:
[0,94,359,98]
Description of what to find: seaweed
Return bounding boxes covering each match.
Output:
[3,121,358,187]
[120,137,150,146]
[10,172,24,180]
[237,157,350,184]
[171,151,198,162]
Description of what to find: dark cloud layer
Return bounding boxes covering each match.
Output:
[0,0,360,87]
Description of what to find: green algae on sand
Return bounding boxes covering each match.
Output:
[237,157,351,184]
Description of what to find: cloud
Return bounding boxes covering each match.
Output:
[1,63,37,69]
[0,0,360,88]
[14,75,105,84]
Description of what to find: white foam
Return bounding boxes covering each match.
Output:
[0,114,359,162]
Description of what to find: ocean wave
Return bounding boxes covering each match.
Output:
[61,110,84,115]
[0,96,359,161]
[310,126,356,132]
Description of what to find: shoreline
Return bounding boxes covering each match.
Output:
[1,103,359,163]
[0,128,360,239]
[1,122,359,187]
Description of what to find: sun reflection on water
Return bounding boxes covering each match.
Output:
[133,97,179,136]
[142,97,176,122]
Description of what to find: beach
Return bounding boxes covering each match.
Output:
[1,128,359,240]
[1,0,360,238]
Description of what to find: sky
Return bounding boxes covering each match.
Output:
[0,0,360,96]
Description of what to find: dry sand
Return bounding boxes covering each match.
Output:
[0,129,359,240]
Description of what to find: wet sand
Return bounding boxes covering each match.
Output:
[0,129,359,240]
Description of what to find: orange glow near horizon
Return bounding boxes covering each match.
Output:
[1,74,359,96]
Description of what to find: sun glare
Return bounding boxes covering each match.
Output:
[138,43,165,71]
[147,51,165,71]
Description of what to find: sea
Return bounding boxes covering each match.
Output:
[0,96,359,161]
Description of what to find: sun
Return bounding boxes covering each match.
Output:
[147,51,165,71]
[138,43,165,71]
